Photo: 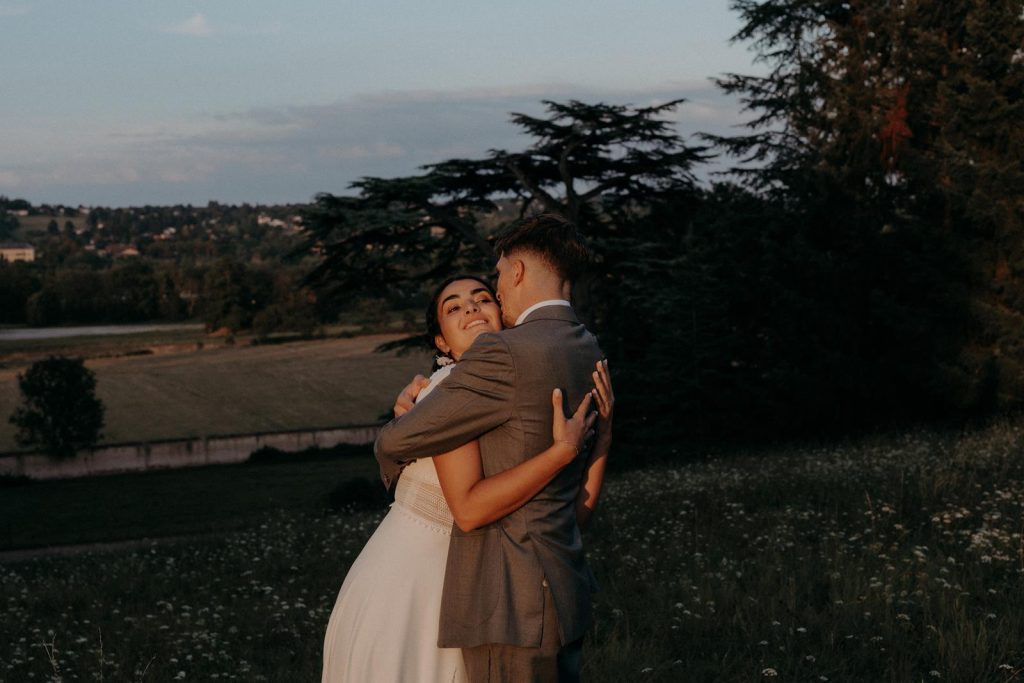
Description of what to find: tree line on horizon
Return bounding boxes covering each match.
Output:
[0,201,327,336]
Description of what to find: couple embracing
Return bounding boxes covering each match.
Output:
[322,214,615,682]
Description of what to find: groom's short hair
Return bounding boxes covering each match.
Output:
[493,213,591,282]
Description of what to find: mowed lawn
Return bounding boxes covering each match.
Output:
[0,334,432,452]
[2,423,1024,681]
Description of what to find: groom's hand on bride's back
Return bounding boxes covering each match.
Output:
[393,374,431,417]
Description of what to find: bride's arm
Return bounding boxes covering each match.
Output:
[433,390,596,533]
[576,360,614,530]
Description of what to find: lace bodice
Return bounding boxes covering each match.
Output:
[391,364,455,530]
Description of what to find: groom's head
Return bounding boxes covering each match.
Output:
[492,213,591,327]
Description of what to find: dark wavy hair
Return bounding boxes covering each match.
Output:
[425,274,497,371]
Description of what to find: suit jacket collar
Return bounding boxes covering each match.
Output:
[519,303,579,325]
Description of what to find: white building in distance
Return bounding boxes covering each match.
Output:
[0,241,35,263]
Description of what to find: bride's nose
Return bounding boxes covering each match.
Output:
[464,300,479,313]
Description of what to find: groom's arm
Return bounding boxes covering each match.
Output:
[375,332,515,488]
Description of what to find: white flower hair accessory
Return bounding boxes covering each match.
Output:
[435,354,455,367]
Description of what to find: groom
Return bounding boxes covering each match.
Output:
[375,213,603,682]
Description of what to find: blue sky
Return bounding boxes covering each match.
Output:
[0,1,760,206]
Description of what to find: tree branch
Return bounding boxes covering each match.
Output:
[505,157,564,216]
[558,138,584,224]
[433,212,494,258]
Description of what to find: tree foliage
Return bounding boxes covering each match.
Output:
[0,261,39,324]
[704,0,1024,422]
[302,99,720,441]
[0,212,19,240]
[9,357,105,458]
[302,99,709,304]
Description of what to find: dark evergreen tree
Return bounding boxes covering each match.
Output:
[706,0,1023,424]
[301,99,715,449]
[302,99,709,311]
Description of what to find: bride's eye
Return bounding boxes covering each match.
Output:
[446,304,461,314]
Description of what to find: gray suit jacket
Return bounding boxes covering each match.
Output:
[375,305,604,648]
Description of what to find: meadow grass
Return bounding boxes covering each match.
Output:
[2,422,1023,681]
[0,448,380,550]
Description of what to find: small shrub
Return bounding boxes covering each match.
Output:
[9,356,105,458]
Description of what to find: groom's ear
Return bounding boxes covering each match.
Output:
[511,258,525,286]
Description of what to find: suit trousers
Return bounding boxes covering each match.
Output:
[462,585,583,683]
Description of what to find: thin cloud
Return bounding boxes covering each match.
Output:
[165,13,213,37]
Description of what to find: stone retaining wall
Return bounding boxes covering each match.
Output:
[0,425,381,480]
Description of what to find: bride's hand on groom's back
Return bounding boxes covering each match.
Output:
[551,389,598,465]
[393,374,431,417]
[592,359,614,447]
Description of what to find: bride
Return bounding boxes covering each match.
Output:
[322,274,614,682]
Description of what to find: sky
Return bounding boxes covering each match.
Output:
[0,1,761,207]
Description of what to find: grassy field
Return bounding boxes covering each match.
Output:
[0,447,380,550]
[0,333,432,453]
[11,214,88,241]
[2,422,1023,681]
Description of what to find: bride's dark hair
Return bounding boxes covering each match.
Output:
[425,274,496,371]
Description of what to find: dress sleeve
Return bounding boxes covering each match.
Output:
[375,332,515,488]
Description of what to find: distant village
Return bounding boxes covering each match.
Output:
[0,197,309,266]
[0,196,330,331]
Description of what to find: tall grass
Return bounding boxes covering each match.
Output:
[585,422,1024,681]
[0,447,379,550]
[2,422,1023,681]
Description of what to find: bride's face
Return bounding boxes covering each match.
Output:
[434,279,502,360]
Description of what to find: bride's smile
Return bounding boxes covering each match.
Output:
[433,278,503,361]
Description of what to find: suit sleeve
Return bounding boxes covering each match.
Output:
[375,332,515,488]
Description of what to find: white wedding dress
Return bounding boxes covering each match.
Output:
[322,364,467,683]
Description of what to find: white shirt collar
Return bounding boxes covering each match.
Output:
[514,299,572,326]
